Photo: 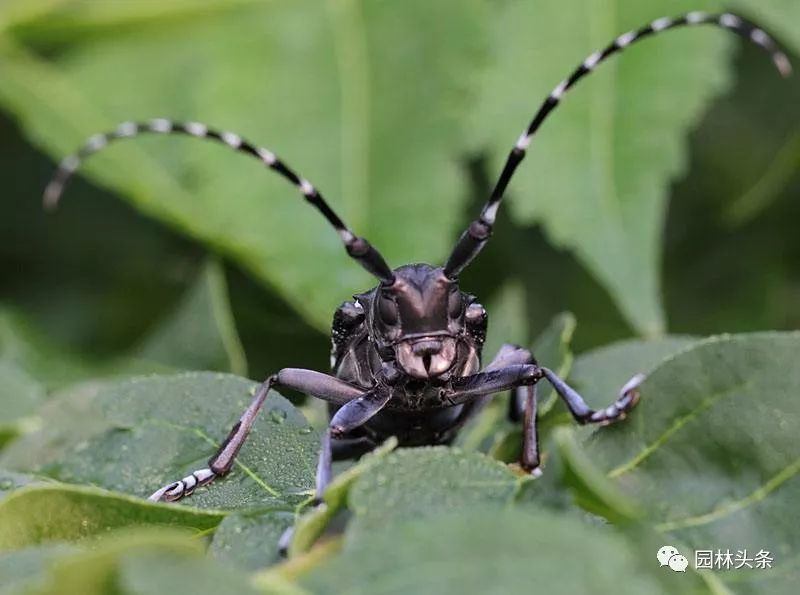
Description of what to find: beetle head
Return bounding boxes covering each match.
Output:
[368,263,467,379]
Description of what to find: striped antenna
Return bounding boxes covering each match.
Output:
[44,119,395,284]
[444,11,792,278]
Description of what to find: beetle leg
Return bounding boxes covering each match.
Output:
[520,383,541,475]
[482,344,537,423]
[540,368,644,425]
[278,385,392,554]
[443,359,643,475]
[148,368,364,503]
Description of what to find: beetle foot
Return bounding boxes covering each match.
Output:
[585,373,645,426]
[148,468,217,502]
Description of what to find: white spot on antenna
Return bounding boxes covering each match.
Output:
[85,134,107,152]
[149,118,172,133]
[482,201,500,224]
[257,147,277,165]
[651,17,672,32]
[515,131,531,150]
[719,13,741,28]
[551,80,568,99]
[583,51,602,70]
[339,229,355,244]
[299,179,315,196]
[115,121,137,137]
[686,11,706,25]
[774,52,793,77]
[185,122,208,137]
[616,31,636,48]
[43,182,63,209]
[221,131,242,148]
[750,28,769,46]
[61,155,81,174]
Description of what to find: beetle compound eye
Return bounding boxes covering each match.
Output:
[378,295,399,325]
[448,288,463,318]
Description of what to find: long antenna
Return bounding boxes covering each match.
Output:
[444,11,792,278]
[44,119,395,284]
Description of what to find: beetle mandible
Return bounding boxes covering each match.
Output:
[44,10,790,548]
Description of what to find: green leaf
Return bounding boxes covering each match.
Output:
[550,426,642,524]
[0,544,76,595]
[467,1,795,335]
[289,437,397,557]
[0,360,44,448]
[209,510,293,572]
[301,507,668,595]
[581,332,800,593]
[344,448,526,542]
[0,484,222,550]
[134,259,247,376]
[0,0,488,331]
[0,372,319,512]
[2,0,259,41]
[19,529,265,595]
[0,470,45,499]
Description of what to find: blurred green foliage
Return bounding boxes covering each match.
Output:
[1,0,798,382]
[0,0,799,593]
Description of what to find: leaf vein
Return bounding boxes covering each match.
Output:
[655,456,800,532]
[607,380,752,478]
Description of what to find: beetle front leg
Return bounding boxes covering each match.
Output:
[540,368,644,425]
[278,385,392,553]
[445,361,643,474]
[148,369,364,503]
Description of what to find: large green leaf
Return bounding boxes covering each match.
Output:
[0,544,75,595]
[0,373,319,512]
[579,332,800,594]
[0,484,223,550]
[209,510,294,572]
[0,529,267,595]
[0,360,44,448]
[344,448,526,542]
[288,437,397,557]
[301,507,670,595]
[0,0,488,332]
[467,0,797,336]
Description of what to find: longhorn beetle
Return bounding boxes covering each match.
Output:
[45,11,790,550]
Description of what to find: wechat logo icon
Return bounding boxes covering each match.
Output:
[657,545,689,572]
